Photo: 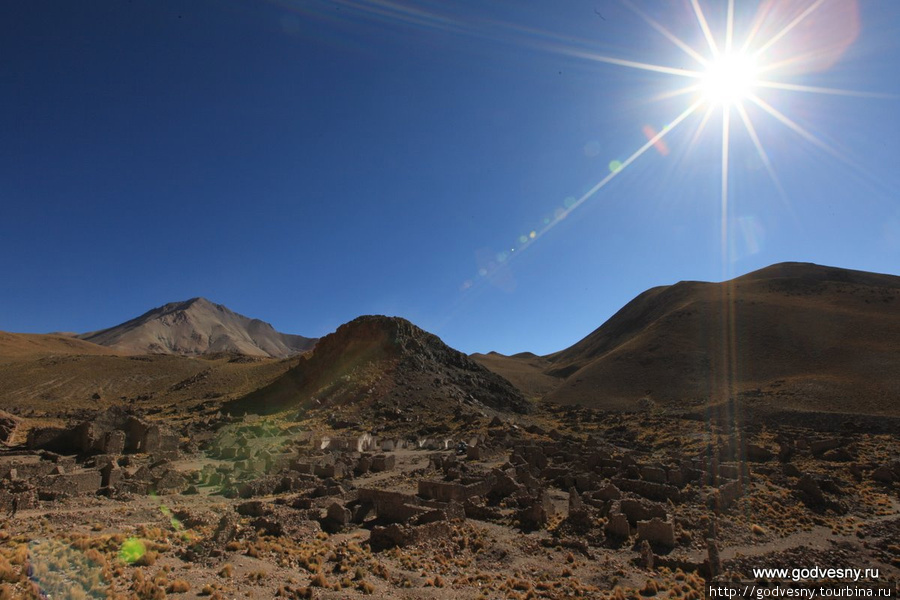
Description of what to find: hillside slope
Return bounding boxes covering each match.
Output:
[475,263,900,418]
[546,262,900,414]
[226,315,530,427]
[469,352,560,400]
[0,332,118,360]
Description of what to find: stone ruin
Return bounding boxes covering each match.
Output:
[0,409,184,513]
[26,408,180,457]
[5,402,887,578]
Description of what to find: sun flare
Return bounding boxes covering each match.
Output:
[460,0,876,292]
[699,52,759,106]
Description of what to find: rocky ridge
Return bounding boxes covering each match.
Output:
[226,315,530,421]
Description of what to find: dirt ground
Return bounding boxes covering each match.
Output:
[1,406,897,600]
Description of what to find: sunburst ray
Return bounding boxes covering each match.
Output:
[621,0,709,67]
[734,103,792,213]
[691,0,720,57]
[752,0,828,57]
[725,0,735,52]
[687,104,717,155]
[571,51,702,78]
[720,106,731,264]
[749,94,846,163]
[755,80,894,98]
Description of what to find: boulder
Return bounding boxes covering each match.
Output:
[0,410,21,445]
[745,444,774,462]
[639,466,667,484]
[236,501,271,517]
[782,463,802,478]
[638,539,654,569]
[809,438,842,456]
[323,502,352,531]
[871,465,897,484]
[211,513,240,546]
[567,487,584,513]
[822,448,854,462]
[796,474,828,509]
[153,470,189,495]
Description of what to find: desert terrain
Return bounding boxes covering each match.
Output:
[0,263,897,599]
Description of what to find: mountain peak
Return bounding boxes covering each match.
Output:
[735,262,900,288]
[177,297,222,311]
[78,299,316,358]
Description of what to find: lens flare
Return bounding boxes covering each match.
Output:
[452,0,881,294]
[119,537,146,564]
[642,125,671,156]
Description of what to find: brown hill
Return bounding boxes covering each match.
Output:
[0,349,300,419]
[469,351,559,400]
[226,315,530,425]
[477,263,900,419]
[0,332,118,360]
[78,297,316,358]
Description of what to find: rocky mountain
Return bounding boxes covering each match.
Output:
[78,297,316,358]
[226,315,530,421]
[474,262,900,418]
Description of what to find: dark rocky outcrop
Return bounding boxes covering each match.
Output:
[226,315,529,418]
[0,410,21,445]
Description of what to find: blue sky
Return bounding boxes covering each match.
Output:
[3,0,899,355]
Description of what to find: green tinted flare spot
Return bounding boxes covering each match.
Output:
[119,537,146,564]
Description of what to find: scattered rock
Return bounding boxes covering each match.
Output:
[0,410,21,445]
[797,474,826,506]
[638,539,654,569]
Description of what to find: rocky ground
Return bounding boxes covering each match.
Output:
[0,404,898,599]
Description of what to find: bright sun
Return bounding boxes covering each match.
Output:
[465,1,876,291]
[699,52,759,106]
